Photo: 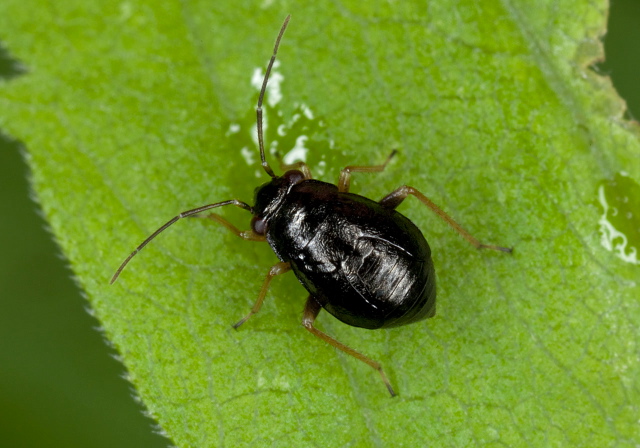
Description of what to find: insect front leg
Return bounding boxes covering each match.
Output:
[337,150,397,193]
[380,186,512,253]
[301,296,396,397]
[273,151,313,179]
[189,213,266,241]
[233,262,291,328]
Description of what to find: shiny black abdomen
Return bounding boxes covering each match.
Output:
[266,180,436,329]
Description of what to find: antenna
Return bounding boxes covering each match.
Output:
[111,18,292,284]
[257,15,291,178]
[110,200,252,284]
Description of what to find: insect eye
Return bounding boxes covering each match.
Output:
[283,170,305,185]
[251,216,267,235]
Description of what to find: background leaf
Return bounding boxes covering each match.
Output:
[1,0,639,446]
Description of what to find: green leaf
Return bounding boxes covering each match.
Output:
[1,0,639,446]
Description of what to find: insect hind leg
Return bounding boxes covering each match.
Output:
[302,295,396,397]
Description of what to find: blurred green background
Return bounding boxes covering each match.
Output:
[0,2,638,447]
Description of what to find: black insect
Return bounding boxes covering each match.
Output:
[111,15,512,396]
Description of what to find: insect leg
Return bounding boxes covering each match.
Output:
[189,213,266,241]
[380,186,512,253]
[273,151,313,179]
[232,262,291,328]
[302,296,397,397]
[337,150,397,192]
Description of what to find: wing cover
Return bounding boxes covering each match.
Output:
[267,181,435,329]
